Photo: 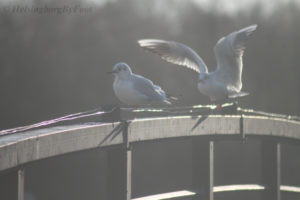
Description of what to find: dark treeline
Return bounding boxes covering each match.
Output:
[0,0,299,129]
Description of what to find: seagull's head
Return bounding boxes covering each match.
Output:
[109,62,132,78]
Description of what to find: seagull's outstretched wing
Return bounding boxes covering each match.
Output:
[138,39,208,74]
[214,24,257,91]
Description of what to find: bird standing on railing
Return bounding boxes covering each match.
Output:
[108,62,176,107]
[138,24,257,110]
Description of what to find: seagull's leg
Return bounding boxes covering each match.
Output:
[132,106,137,119]
[213,99,226,112]
[217,100,238,114]
[216,104,222,111]
[210,99,222,112]
[209,100,220,114]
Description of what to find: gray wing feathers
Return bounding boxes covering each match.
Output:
[214,24,257,91]
[138,39,208,74]
[132,74,167,102]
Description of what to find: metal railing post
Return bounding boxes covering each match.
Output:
[124,122,132,200]
[107,121,132,200]
[209,141,214,200]
[276,143,281,200]
[192,139,214,200]
[262,141,281,200]
[18,168,24,200]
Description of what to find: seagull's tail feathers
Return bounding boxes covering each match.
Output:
[163,100,172,105]
[160,94,178,105]
[166,93,179,101]
[228,91,249,98]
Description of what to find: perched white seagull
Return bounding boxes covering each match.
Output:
[109,62,174,107]
[138,24,257,105]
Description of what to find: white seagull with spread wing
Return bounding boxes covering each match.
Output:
[138,25,257,106]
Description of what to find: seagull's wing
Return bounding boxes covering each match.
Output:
[132,74,166,102]
[138,39,208,74]
[153,85,166,97]
[214,24,257,91]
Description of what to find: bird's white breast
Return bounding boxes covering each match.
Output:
[113,78,147,106]
[197,78,228,102]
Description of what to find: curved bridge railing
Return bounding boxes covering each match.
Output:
[0,114,300,200]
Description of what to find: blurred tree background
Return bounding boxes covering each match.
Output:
[0,0,299,130]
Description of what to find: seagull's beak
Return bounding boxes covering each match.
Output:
[107,70,116,74]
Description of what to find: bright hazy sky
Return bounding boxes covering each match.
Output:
[88,0,297,13]
[0,0,297,15]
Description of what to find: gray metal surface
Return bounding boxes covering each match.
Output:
[0,115,299,172]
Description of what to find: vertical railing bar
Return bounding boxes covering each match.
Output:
[240,115,245,142]
[276,143,281,200]
[209,141,214,200]
[18,168,24,200]
[126,149,132,200]
[123,121,132,200]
